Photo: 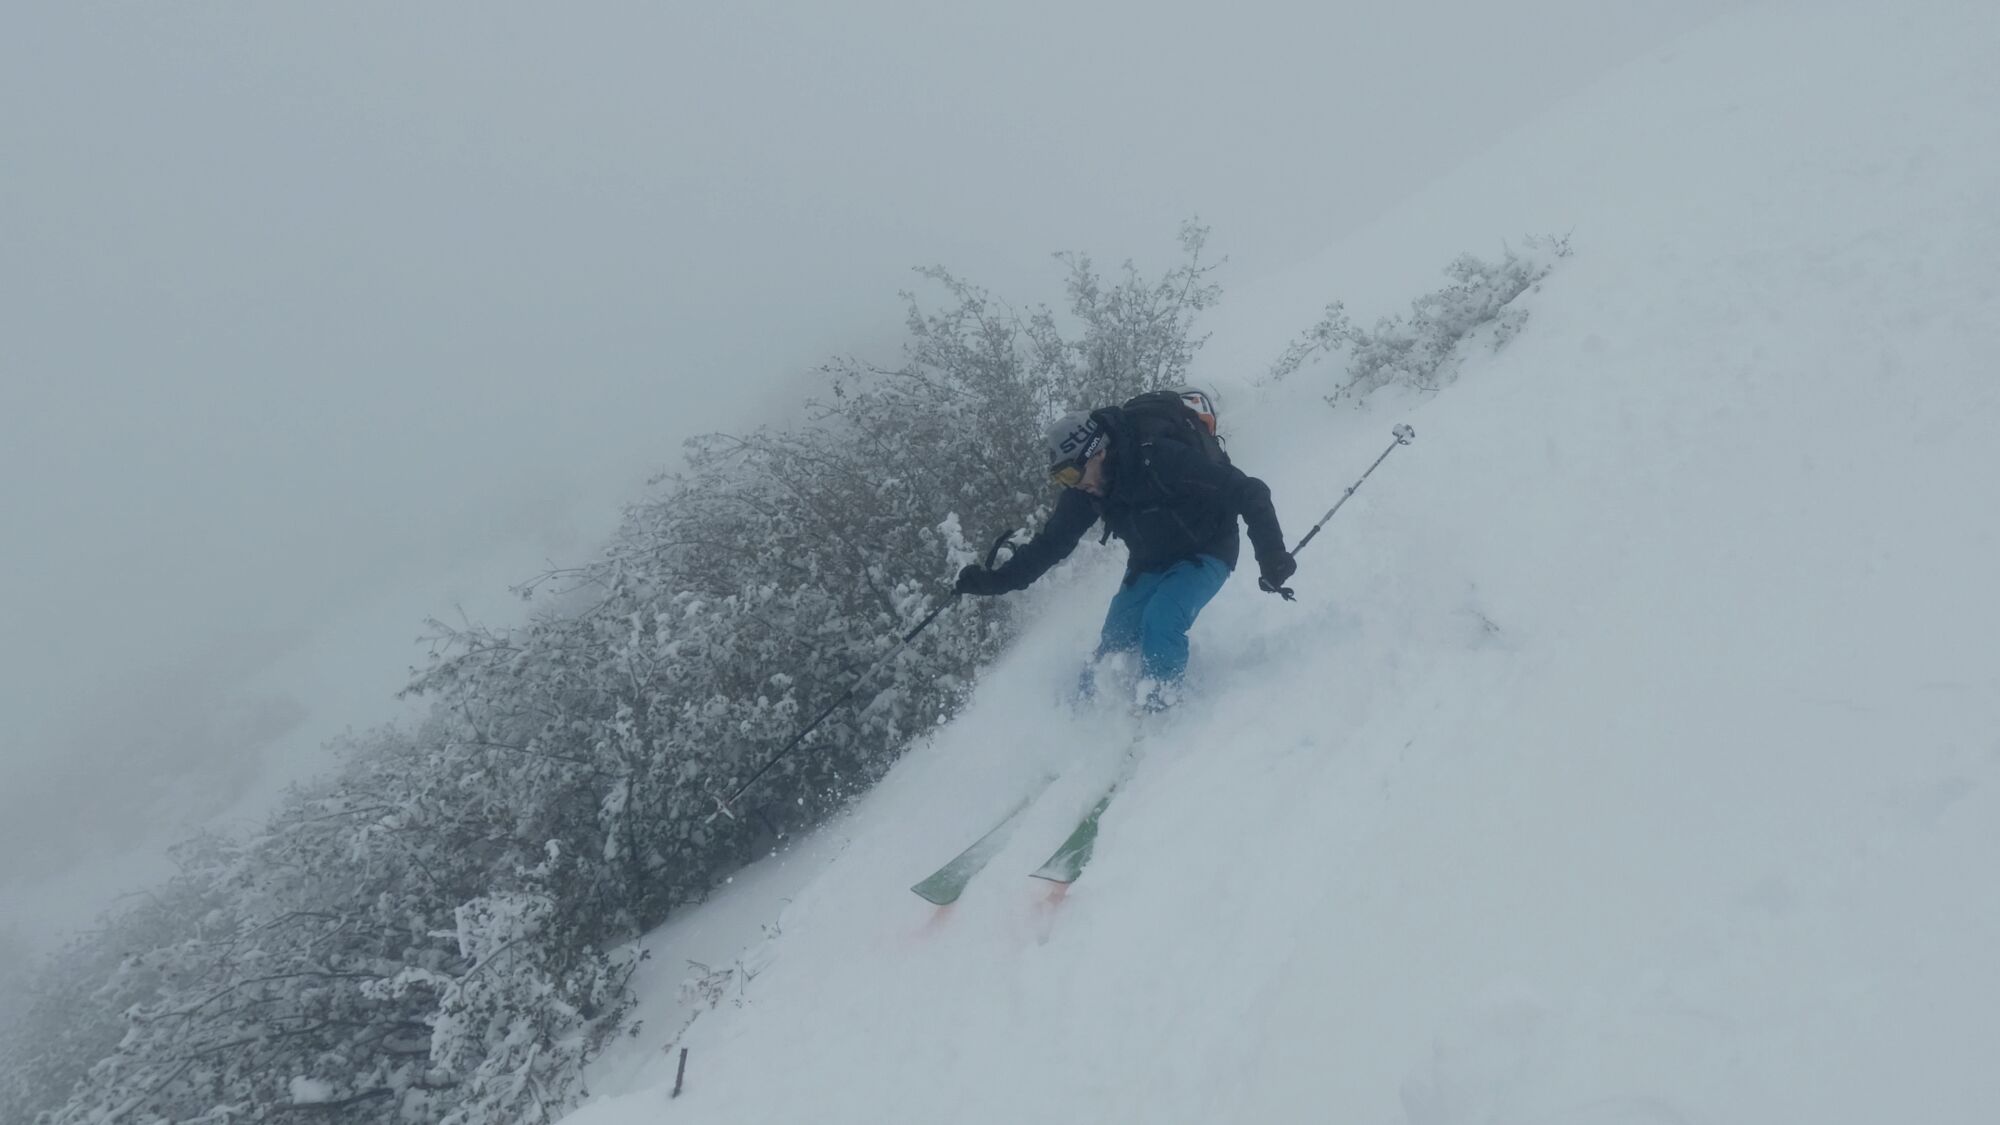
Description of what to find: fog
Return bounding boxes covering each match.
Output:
[0,0,1740,944]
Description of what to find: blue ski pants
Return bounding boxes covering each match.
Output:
[1092,554,1231,687]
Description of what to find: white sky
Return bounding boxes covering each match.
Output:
[0,1,1742,940]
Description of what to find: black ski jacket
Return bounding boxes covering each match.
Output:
[983,416,1287,591]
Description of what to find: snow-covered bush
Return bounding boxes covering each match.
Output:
[375,884,634,1125]
[1270,235,1571,400]
[0,889,202,1124]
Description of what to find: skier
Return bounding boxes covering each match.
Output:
[952,393,1295,709]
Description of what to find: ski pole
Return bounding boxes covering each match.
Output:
[1261,423,1415,600]
[707,528,1016,822]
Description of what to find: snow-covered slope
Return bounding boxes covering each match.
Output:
[566,3,2000,1121]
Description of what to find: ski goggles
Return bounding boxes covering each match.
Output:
[1047,431,1107,488]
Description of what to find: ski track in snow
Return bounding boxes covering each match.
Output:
[570,3,2000,1122]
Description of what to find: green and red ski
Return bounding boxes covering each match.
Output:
[1028,788,1118,885]
[913,726,1148,903]
[1031,726,1149,887]
[910,779,1054,905]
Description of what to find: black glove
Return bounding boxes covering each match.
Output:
[954,564,1007,597]
[1257,551,1298,597]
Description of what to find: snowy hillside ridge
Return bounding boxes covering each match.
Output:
[0,222,1549,1125]
[554,4,2000,1124]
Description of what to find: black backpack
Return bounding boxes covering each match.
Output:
[1090,389,1235,549]
[1120,389,1230,468]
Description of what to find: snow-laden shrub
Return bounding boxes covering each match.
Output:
[374,881,634,1125]
[6,794,422,1122]
[0,884,209,1125]
[1,746,639,1125]
[1270,235,1571,400]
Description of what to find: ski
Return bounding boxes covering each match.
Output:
[910,779,1054,905]
[1027,788,1117,885]
[1030,720,1154,886]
